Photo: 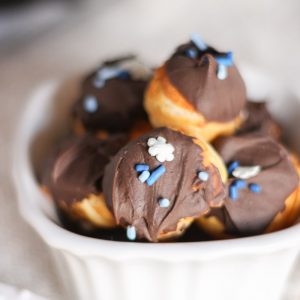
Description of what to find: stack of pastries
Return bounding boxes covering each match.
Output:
[40,35,300,242]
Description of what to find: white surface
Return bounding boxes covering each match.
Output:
[2,0,300,299]
[12,68,300,300]
[0,282,46,300]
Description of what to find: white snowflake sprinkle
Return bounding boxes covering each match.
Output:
[147,136,175,162]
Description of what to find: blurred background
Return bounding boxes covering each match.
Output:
[1,0,300,299]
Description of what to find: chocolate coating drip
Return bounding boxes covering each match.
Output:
[43,134,128,206]
[103,127,225,241]
[237,101,281,139]
[73,60,148,133]
[211,135,299,235]
[165,41,246,122]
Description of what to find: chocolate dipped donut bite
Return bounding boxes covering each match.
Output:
[102,127,227,242]
[237,101,282,140]
[145,34,247,142]
[73,56,153,139]
[197,134,300,238]
[42,134,128,230]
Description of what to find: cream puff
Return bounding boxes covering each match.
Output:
[102,127,227,242]
[145,34,247,142]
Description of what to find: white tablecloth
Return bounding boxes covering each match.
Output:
[1,0,300,299]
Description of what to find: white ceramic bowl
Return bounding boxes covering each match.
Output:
[12,67,300,300]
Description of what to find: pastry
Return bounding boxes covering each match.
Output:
[237,101,282,140]
[102,127,227,242]
[145,34,247,141]
[73,56,152,139]
[197,134,300,238]
[42,134,127,229]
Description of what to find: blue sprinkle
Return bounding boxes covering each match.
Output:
[138,171,150,183]
[249,183,261,193]
[198,171,209,181]
[191,33,207,51]
[83,95,98,113]
[117,70,130,79]
[185,48,198,59]
[135,164,150,172]
[146,165,166,186]
[98,67,121,81]
[233,179,247,189]
[215,52,234,67]
[126,225,136,240]
[229,185,238,201]
[217,64,228,80]
[227,161,240,174]
[93,77,105,88]
[158,198,170,208]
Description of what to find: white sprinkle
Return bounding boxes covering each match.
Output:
[217,64,228,80]
[83,95,98,113]
[126,226,136,240]
[138,170,150,183]
[158,198,170,208]
[232,165,261,180]
[147,136,175,162]
[157,136,167,143]
[147,137,157,147]
[198,171,209,181]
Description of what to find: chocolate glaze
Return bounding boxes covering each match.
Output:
[211,135,299,235]
[103,127,225,242]
[73,59,148,133]
[43,134,128,206]
[165,41,246,122]
[237,101,281,139]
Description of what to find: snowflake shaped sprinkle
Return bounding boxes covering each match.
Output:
[147,136,175,162]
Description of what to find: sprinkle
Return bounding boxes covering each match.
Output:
[97,66,122,81]
[126,226,136,240]
[117,70,130,79]
[146,165,166,186]
[185,48,198,59]
[147,136,175,162]
[229,185,238,201]
[227,161,240,174]
[198,171,209,181]
[83,95,98,113]
[93,77,105,88]
[138,171,150,183]
[232,165,261,180]
[249,183,261,193]
[158,198,170,208]
[215,52,234,67]
[217,64,228,80]
[232,179,247,189]
[135,164,150,172]
[191,33,208,51]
